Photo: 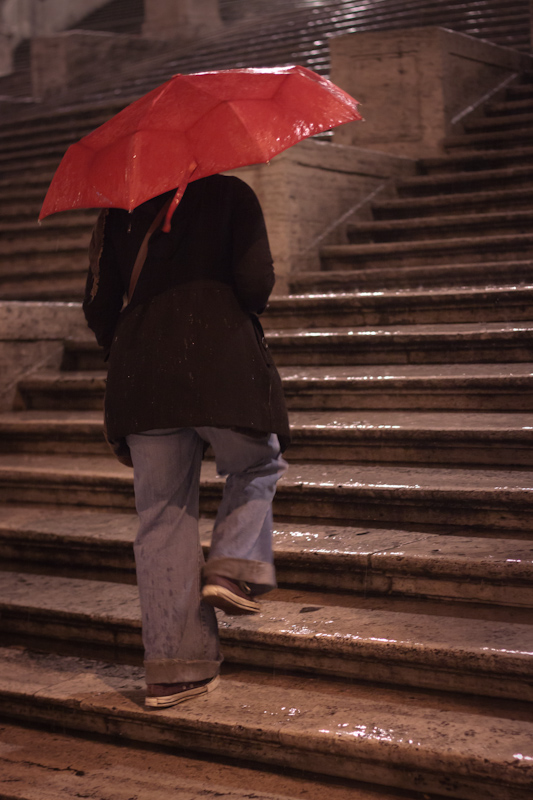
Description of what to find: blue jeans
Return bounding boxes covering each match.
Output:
[126,426,288,684]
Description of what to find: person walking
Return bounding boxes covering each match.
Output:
[83,174,290,709]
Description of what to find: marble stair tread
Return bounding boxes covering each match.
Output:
[22,363,533,386]
[17,365,533,415]
[289,261,533,293]
[418,145,533,172]
[371,187,533,216]
[0,232,90,256]
[396,164,533,194]
[268,320,533,343]
[346,210,533,238]
[320,233,533,265]
[0,143,71,165]
[444,127,533,150]
[0,723,388,800]
[3,407,533,437]
[1,504,532,602]
[0,571,532,698]
[0,213,96,233]
[464,111,533,131]
[1,452,532,519]
[0,647,531,800]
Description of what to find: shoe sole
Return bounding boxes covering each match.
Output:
[201,585,260,615]
[145,675,220,708]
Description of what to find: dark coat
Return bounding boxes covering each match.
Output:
[83,175,290,450]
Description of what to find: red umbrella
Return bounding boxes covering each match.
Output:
[39,65,362,232]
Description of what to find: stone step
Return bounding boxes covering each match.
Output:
[0,156,64,178]
[0,115,110,152]
[0,646,531,800]
[418,146,533,175]
[17,363,533,412]
[0,453,532,530]
[0,172,55,192]
[396,165,533,196]
[0,273,86,302]
[1,504,532,606]
[60,321,533,369]
[2,408,532,467]
[0,230,90,256]
[0,250,87,301]
[289,261,533,293]
[267,322,533,366]
[506,82,533,101]
[320,234,533,269]
[268,285,533,327]
[0,100,124,138]
[372,187,533,219]
[464,111,533,133]
[485,97,533,116]
[1,571,532,700]
[0,142,68,167]
[48,285,533,343]
[346,210,533,243]
[0,721,393,800]
[0,213,96,233]
[445,126,533,151]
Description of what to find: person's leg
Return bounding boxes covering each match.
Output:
[196,427,288,612]
[126,427,222,704]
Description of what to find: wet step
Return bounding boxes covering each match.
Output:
[0,213,96,234]
[267,322,533,366]
[0,156,65,178]
[0,272,86,302]
[507,82,533,102]
[463,111,533,133]
[1,571,532,700]
[0,252,87,301]
[396,165,533,196]
[320,233,533,269]
[371,187,533,218]
[48,285,533,339]
[0,115,112,152]
[0,100,124,139]
[2,408,533,467]
[0,453,532,530]
[0,142,70,166]
[1,646,531,800]
[444,126,533,151]
[0,721,391,800]
[485,97,533,116]
[346,210,533,243]
[268,285,533,327]
[60,322,533,368]
[289,260,533,293]
[17,363,533,412]
[418,146,533,175]
[1,504,532,605]
[0,230,91,256]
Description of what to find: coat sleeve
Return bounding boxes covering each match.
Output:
[82,209,125,354]
[230,180,275,314]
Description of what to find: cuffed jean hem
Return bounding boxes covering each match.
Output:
[203,556,276,594]
[144,657,223,685]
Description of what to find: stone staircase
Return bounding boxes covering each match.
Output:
[0,75,533,800]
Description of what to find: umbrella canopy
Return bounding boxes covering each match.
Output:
[39,65,362,231]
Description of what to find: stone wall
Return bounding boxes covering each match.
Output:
[331,26,533,158]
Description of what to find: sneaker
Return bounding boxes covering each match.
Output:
[145,674,220,708]
[202,575,260,615]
